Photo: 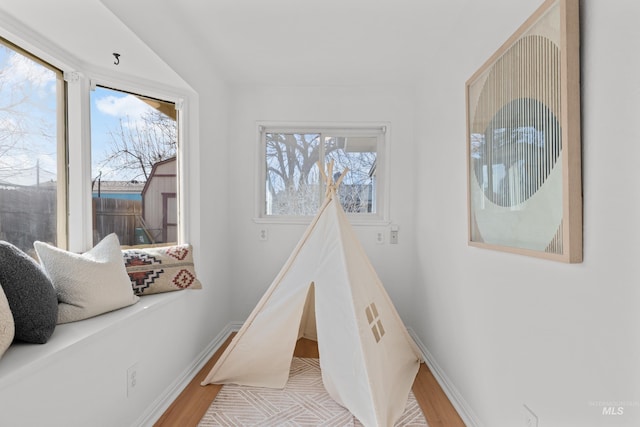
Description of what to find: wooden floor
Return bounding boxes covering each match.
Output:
[154,335,465,427]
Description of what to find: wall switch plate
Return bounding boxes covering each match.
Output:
[259,228,268,241]
[390,224,399,244]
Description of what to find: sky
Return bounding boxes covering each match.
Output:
[0,43,170,187]
[0,45,58,186]
[90,86,161,182]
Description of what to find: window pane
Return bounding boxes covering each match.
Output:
[91,86,177,246]
[265,133,321,215]
[0,42,63,253]
[325,136,377,213]
[263,129,382,218]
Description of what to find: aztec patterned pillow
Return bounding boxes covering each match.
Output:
[122,244,202,296]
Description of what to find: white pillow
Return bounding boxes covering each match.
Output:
[35,233,139,324]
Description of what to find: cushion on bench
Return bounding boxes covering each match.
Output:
[0,241,58,343]
[35,233,139,324]
[122,244,202,295]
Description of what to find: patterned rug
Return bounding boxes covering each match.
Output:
[198,357,428,426]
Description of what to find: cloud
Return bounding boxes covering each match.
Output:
[4,50,56,89]
[95,94,150,119]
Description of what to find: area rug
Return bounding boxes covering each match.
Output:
[198,357,428,426]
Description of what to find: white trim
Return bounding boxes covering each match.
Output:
[407,328,482,427]
[89,73,186,107]
[252,215,391,227]
[135,322,236,427]
[0,10,82,73]
[83,78,194,248]
[66,73,94,252]
[176,98,188,244]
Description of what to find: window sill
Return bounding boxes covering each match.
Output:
[253,216,391,227]
[0,291,186,389]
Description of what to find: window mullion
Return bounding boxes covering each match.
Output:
[318,132,325,202]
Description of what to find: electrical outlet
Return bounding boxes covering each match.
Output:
[523,404,538,427]
[127,363,139,397]
[375,231,384,244]
[259,228,268,241]
[390,225,399,244]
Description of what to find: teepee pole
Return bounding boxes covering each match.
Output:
[319,160,348,200]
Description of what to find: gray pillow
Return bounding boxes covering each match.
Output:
[0,241,58,343]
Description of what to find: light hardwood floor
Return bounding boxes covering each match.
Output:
[154,335,465,427]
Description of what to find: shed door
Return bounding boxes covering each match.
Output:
[163,192,177,243]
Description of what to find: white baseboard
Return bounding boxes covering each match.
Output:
[229,320,244,331]
[136,322,236,427]
[407,328,482,427]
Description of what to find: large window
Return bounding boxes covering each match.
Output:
[90,86,178,246]
[0,38,66,252]
[260,124,386,221]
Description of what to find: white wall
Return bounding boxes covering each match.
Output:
[3,0,639,425]
[413,1,640,426]
[0,4,233,425]
[226,85,418,322]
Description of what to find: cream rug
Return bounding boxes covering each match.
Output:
[199,357,428,426]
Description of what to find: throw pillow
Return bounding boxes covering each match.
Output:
[122,244,202,295]
[0,241,57,343]
[0,285,15,358]
[35,233,139,324]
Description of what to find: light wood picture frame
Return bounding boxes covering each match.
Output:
[466,0,582,263]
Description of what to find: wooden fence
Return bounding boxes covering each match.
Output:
[0,188,145,251]
[0,188,56,253]
[93,197,143,246]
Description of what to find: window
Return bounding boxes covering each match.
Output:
[260,124,387,221]
[0,38,66,252]
[90,86,178,246]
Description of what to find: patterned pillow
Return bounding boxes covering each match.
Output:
[122,244,202,295]
[0,285,15,358]
[35,233,139,324]
[0,241,57,343]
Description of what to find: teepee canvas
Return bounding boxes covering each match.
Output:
[202,164,423,426]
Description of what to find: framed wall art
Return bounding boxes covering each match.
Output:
[466,0,582,263]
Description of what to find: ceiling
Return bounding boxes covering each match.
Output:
[0,0,542,88]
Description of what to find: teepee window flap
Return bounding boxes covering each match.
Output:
[365,302,385,343]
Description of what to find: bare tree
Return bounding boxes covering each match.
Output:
[265,133,376,215]
[0,46,57,184]
[99,110,176,181]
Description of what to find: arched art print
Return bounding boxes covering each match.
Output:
[465,0,582,263]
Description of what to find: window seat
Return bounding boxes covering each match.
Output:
[0,291,185,389]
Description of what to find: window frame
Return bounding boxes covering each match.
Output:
[0,36,68,249]
[0,18,193,254]
[67,74,189,252]
[255,122,390,225]
[88,83,180,247]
